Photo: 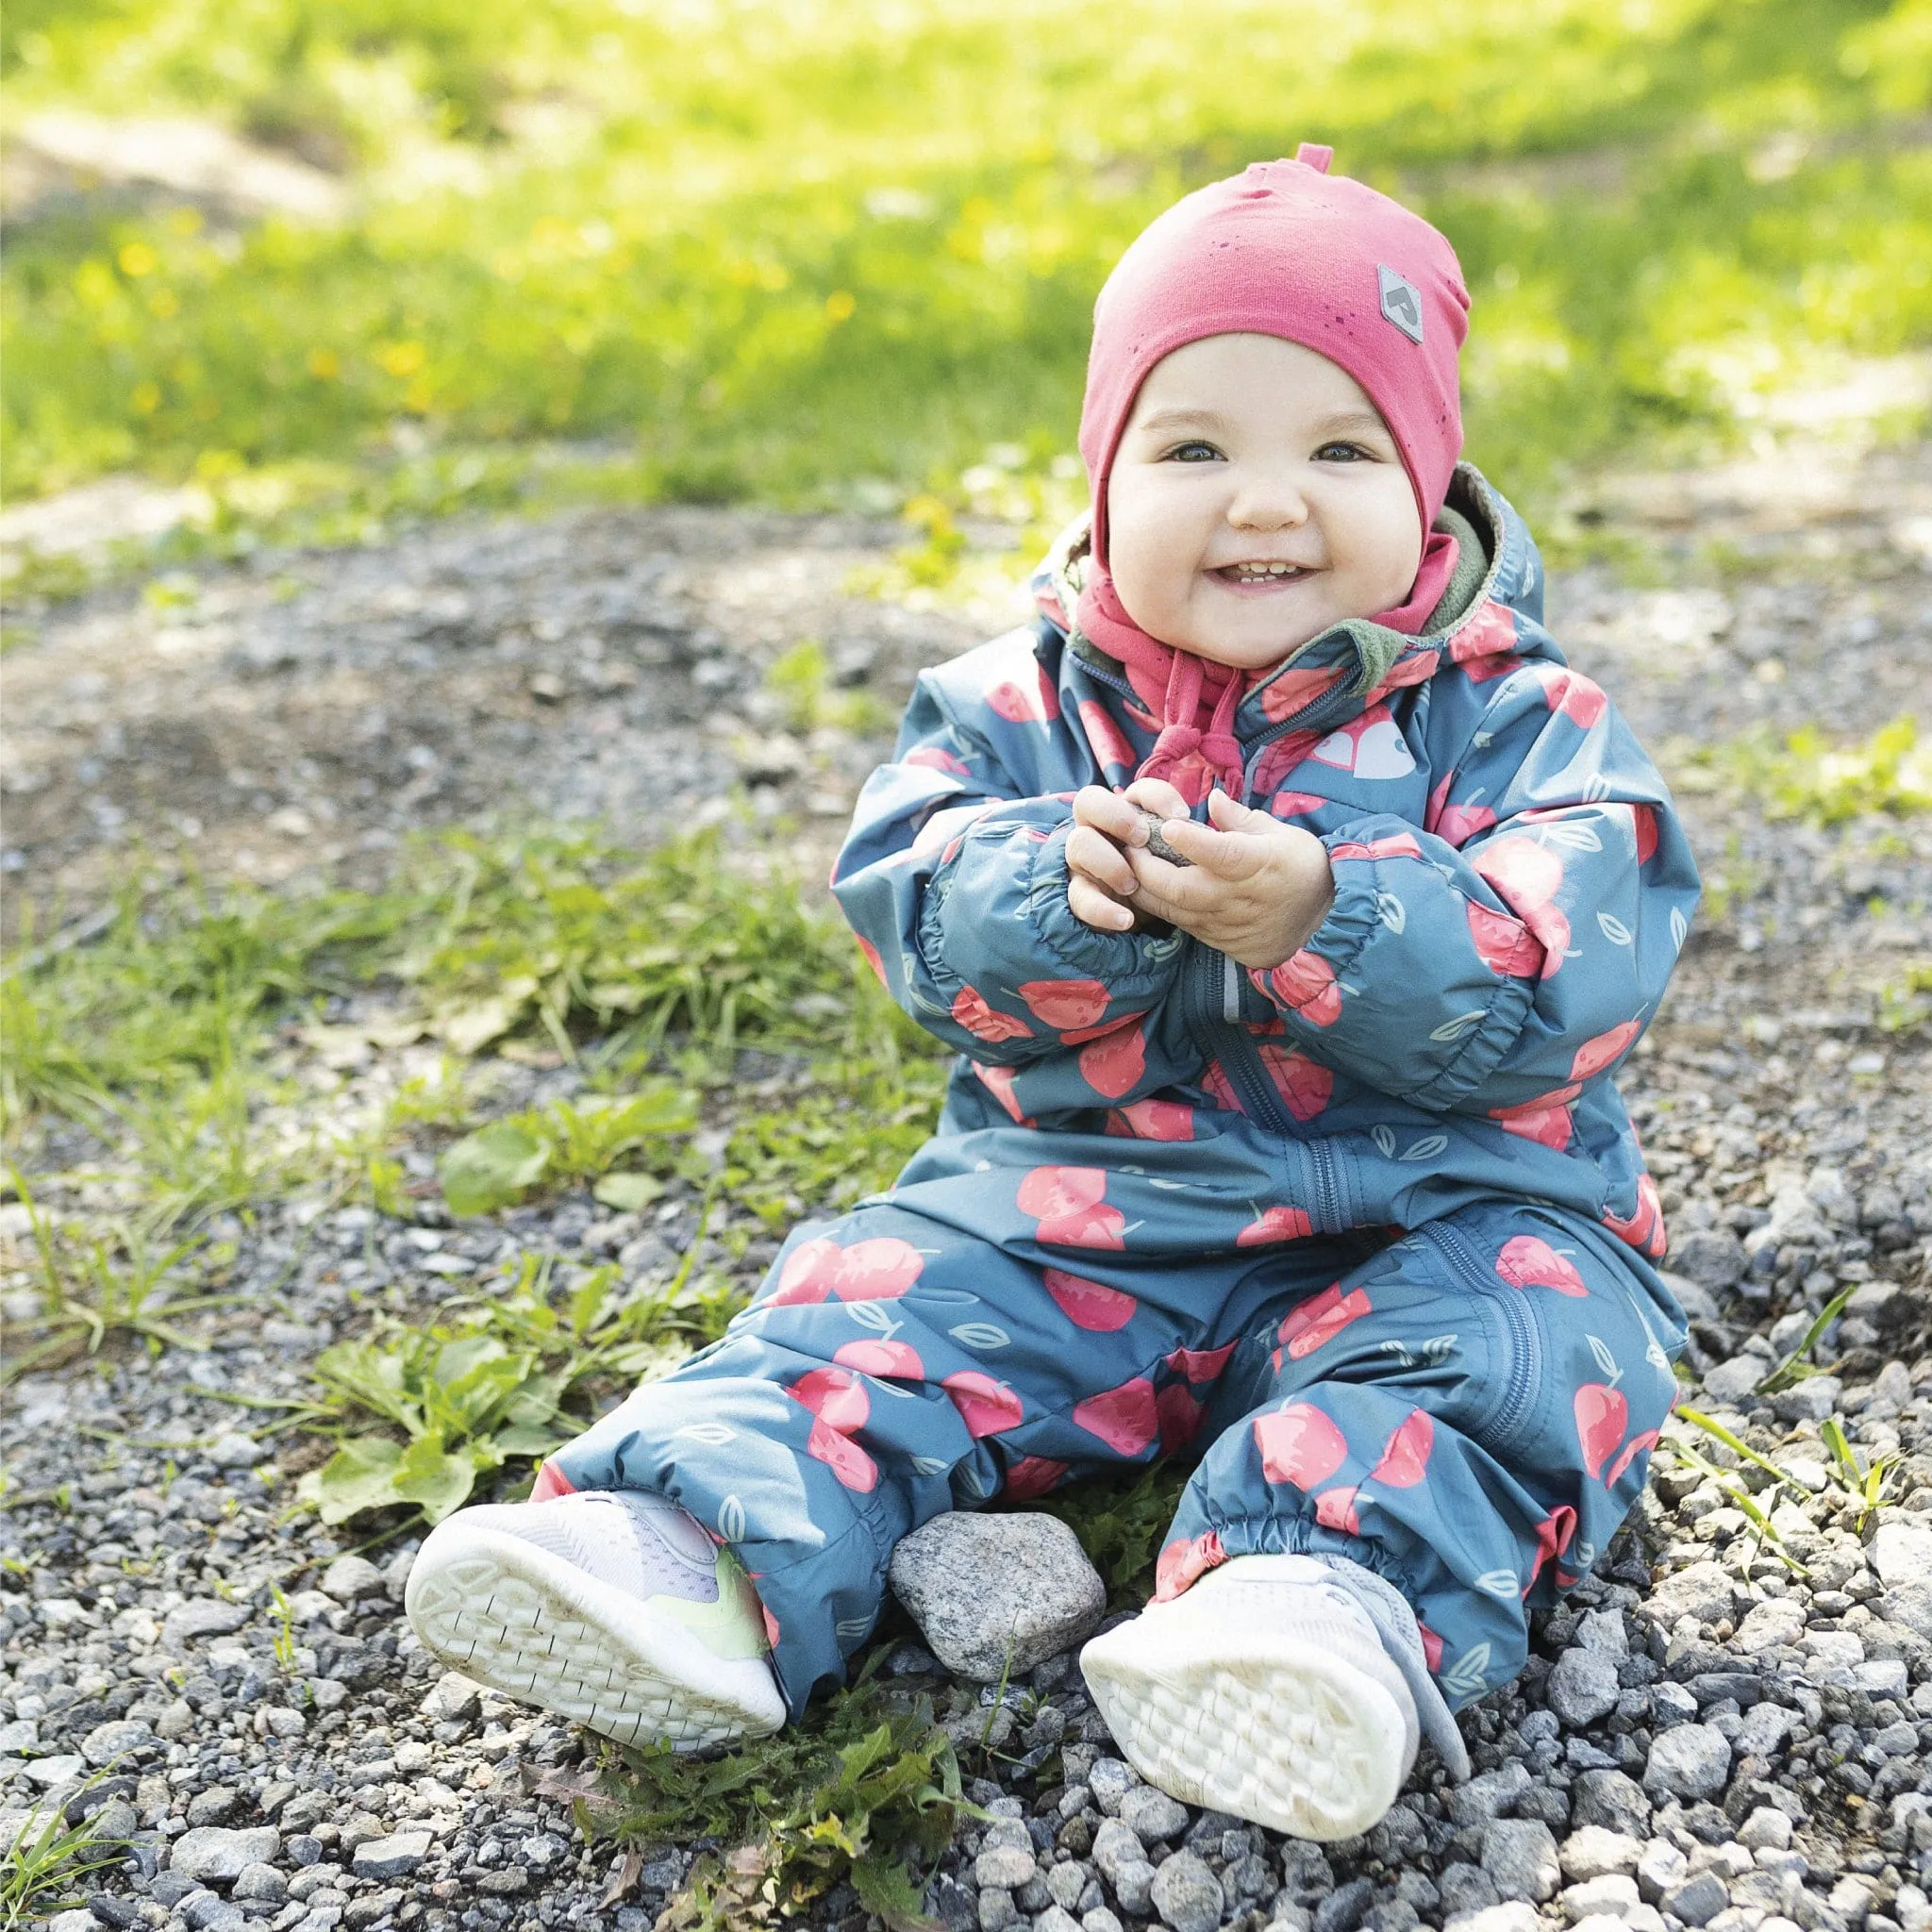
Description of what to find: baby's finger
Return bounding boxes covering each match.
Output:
[1066,824,1141,898]
[1069,872,1137,933]
[1122,776,1193,821]
[1125,844,1221,914]
[1072,785,1147,845]
[1151,815,1267,881]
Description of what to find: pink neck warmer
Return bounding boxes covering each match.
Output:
[1072,144,1471,801]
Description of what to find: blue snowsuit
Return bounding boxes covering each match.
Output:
[544,465,1698,1724]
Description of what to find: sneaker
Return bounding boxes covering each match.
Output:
[1078,1554,1418,1840]
[405,1490,787,1752]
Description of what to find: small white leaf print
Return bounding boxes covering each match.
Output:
[1580,773,1612,805]
[847,1300,903,1338]
[910,1455,951,1476]
[1474,1570,1519,1600]
[1573,1540,1596,1570]
[716,1494,746,1543]
[1430,1009,1487,1043]
[1376,891,1407,933]
[1541,821,1603,853]
[1372,1124,1398,1158]
[1670,907,1689,952]
[949,1322,1011,1350]
[1442,1641,1494,1698]
[835,1616,874,1641]
[955,1462,996,1499]
[1421,1333,1457,1364]
[675,1423,736,1446]
[1588,1333,1621,1383]
[1401,1134,1450,1162]
[1597,910,1634,946]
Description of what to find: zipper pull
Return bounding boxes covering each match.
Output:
[1224,952,1241,1024]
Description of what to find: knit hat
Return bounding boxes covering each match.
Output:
[1071,145,1472,802]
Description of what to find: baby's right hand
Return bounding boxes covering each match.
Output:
[1066,781,1191,932]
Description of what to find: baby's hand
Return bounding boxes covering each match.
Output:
[1066,779,1192,933]
[1122,790,1336,970]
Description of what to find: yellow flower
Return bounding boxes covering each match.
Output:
[148,289,179,320]
[376,341,426,377]
[824,290,857,323]
[118,242,158,278]
[130,380,161,416]
[307,348,341,380]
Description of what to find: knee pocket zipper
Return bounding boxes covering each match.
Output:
[1428,1219,1542,1457]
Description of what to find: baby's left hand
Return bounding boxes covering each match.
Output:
[1125,784,1336,971]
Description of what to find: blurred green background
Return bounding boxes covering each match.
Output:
[4,0,1930,538]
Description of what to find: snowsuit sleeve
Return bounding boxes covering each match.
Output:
[1249,663,1699,1118]
[831,668,1183,1063]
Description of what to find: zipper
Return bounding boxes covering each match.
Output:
[1433,1215,1541,1452]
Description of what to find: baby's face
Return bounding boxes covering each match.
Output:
[1105,333,1424,670]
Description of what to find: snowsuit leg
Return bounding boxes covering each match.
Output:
[1159,1199,1685,1709]
[541,1198,1346,1717]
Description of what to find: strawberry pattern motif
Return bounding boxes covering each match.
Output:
[533,466,1693,1725]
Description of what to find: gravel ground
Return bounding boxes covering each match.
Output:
[4,440,1932,1932]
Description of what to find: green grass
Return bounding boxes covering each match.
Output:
[5,0,1930,554]
[0,1780,131,1929]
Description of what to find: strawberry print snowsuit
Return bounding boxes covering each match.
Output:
[543,464,1697,1724]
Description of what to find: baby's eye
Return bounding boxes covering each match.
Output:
[1315,441,1373,462]
[1164,441,1223,462]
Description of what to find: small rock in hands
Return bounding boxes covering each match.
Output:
[1139,809,1191,866]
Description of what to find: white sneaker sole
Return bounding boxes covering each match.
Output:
[1080,1626,1407,1840]
[405,1520,786,1753]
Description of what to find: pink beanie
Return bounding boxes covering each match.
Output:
[1080,145,1471,568]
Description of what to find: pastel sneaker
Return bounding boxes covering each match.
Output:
[405,1490,786,1752]
[1078,1553,1421,1840]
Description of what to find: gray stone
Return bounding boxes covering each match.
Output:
[1314,1877,1374,1932]
[1733,1700,1800,1758]
[1443,1905,1540,1932]
[1560,1875,1641,1922]
[1091,1821,1144,1888]
[1048,1863,1090,1910]
[1558,1829,1643,1883]
[975,1845,1038,1891]
[1674,1231,1748,1291]
[1037,1910,1084,1932]
[351,1829,433,1881]
[1642,1724,1731,1801]
[232,1864,288,1903]
[1769,1377,1841,1424]
[1737,1808,1792,1852]
[1872,1522,1932,1641]
[1663,1874,1731,1927]
[320,1555,387,1603]
[1088,1758,1139,1817]
[1733,1598,1807,1655]
[1112,1862,1158,1917]
[1083,1912,1124,1932]
[1642,1562,1737,1628]
[979,1888,1017,1932]
[1447,1762,1532,1827]
[205,1432,267,1468]
[1702,1357,1764,1404]
[1635,1840,1687,1904]
[1439,1866,1503,1919]
[418,1671,483,1722]
[168,1827,281,1886]
[890,1513,1106,1681]
[1117,1786,1189,1845]
[161,1599,250,1649]
[1481,1821,1561,1904]
[1571,1771,1652,1837]
[80,1718,154,1767]
[49,1913,98,1932]
[1548,1649,1620,1730]
[1149,1851,1223,1932]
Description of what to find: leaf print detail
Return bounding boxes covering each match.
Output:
[1401,1135,1449,1162]
[1474,1569,1520,1599]
[1588,1333,1621,1382]
[1430,1009,1487,1042]
[1597,910,1634,945]
[1441,1642,1492,1700]
[1376,892,1407,932]
[716,1494,746,1543]
[674,1423,736,1446]
[1372,1125,1398,1158]
[948,1322,1012,1350]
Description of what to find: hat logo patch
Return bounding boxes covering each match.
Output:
[1378,264,1424,344]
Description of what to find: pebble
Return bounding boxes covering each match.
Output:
[161,1599,250,1649]
[350,1829,433,1880]
[204,1432,267,1468]
[1642,1562,1737,1628]
[1664,1873,1732,1927]
[1561,1874,1641,1922]
[1088,1757,1140,1817]
[1117,1785,1190,1844]
[1737,1807,1793,1852]
[1571,1770,1652,1837]
[80,1719,153,1766]
[1444,1904,1541,1932]
[1734,1598,1807,1654]
[1148,1850,1224,1932]
[1642,1723,1732,1800]
[1548,1647,1621,1728]
[1481,1820,1561,1904]
[320,1554,387,1603]
[1559,1828,1644,1882]
[168,1827,282,1884]
[1314,1876,1375,1932]
[889,1511,1106,1681]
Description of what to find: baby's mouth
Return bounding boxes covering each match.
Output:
[1213,561,1314,585]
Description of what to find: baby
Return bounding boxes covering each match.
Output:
[406,148,1699,1842]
